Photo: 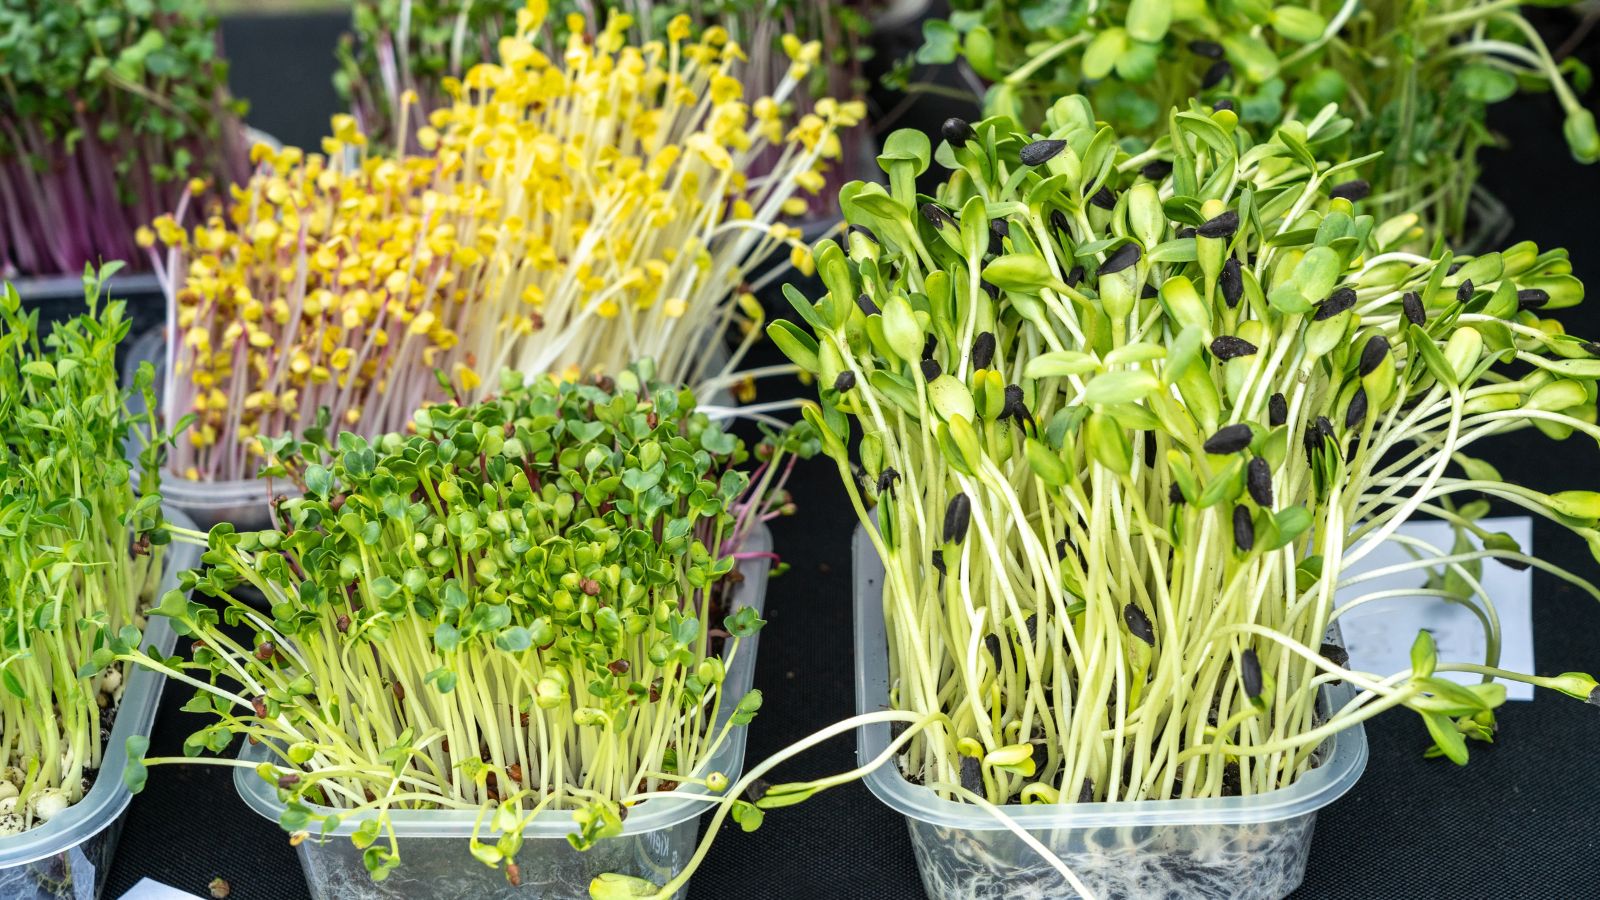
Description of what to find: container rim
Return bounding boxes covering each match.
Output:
[8,271,164,302]
[851,522,1368,831]
[234,522,773,840]
[0,507,199,868]
[122,328,739,507]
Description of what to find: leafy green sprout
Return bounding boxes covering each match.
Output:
[909,0,1599,245]
[107,362,812,884]
[0,0,249,276]
[759,95,1600,809]
[0,264,172,833]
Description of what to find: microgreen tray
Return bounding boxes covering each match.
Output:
[233,522,773,900]
[851,524,1368,900]
[0,508,199,900]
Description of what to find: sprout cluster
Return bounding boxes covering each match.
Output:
[335,0,524,152]
[0,0,249,278]
[113,363,812,882]
[913,0,1598,243]
[773,96,1600,806]
[0,266,169,833]
[336,0,875,223]
[149,8,856,484]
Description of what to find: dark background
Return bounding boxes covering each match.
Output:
[98,7,1600,899]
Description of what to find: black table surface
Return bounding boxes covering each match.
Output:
[102,10,1600,900]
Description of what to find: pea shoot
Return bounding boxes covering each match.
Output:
[0,265,173,834]
[107,362,812,884]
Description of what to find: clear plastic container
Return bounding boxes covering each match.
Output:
[13,272,167,349]
[0,509,200,900]
[233,524,773,900]
[851,525,1368,900]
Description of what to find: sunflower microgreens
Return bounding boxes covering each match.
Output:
[755,96,1600,810]
[0,0,249,278]
[0,265,172,833]
[106,362,812,884]
[911,0,1599,244]
[148,8,853,486]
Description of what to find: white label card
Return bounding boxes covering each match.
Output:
[1334,517,1535,701]
[117,879,205,900]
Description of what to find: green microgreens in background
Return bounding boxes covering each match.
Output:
[0,0,249,277]
[908,0,1598,246]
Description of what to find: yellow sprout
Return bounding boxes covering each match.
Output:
[152,13,839,483]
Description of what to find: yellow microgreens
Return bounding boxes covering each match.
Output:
[152,7,844,483]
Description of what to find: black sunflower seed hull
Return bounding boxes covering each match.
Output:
[1269,392,1288,427]
[1002,383,1025,419]
[1099,243,1141,276]
[921,359,941,381]
[1142,160,1173,180]
[988,219,1010,256]
[1204,423,1253,454]
[1314,286,1357,321]
[1020,139,1068,167]
[1220,256,1244,308]
[1346,386,1368,428]
[1402,291,1426,326]
[1202,60,1232,89]
[1090,186,1117,210]
[920,203,956,230]
[1517,288,1550,310]
[833,371,856,392]
[1329,179,1370,202]
[944,493,971,544]
[1456,279,1474,303]
[857,294,879,316]
[877,468,900,495]
[1197,210,1240,239]
[1233,505,1255,551]
[1210,335,1258,360]
[1247,456,1273,507]
[1123,603,1155,645]
[1241,648,1263,698]
[942,117,975,147]
[973,332,996,369]
[1359,336,1390,377]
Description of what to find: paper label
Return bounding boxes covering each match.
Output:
[1335,517,1534,700]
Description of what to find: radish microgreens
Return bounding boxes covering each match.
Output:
[108,362,810,884]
